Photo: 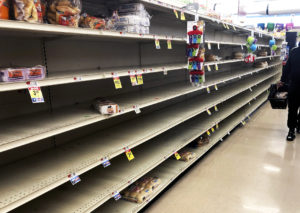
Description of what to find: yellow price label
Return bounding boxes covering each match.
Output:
[207,109,212,115]
[130,74,137,86]
[137,74,143,85]
[155,39,160,49]
[207,65,211,72]
[214,105,218,111]
[125,149,135,161]
[207,130,211,136]
[113,77,122,89]
[215,64,219,71]
[173,9,179,18]
[167,40,172,49]
[174,152,181,160]
[214,85,218,90]
[242,121,246,126]
[28,86,44,103]
[216,123,219,129]
[180,11,186,21]
[211,127,215,132]
[207,87,210,93]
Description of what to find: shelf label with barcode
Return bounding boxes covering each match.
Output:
[69,174,81,185]
[133,105,141,114]
[125,149,135,161]
[180,11,185,20]
[215,64,219,71]
[112,73,122,89]
[211,127,215,133]
[113,192,122,201]
[174,152,181,160]
[173,9,179,18]
[214,84,218,90]
[207,87,210,93]
[155,39,161,49]
[214,105,218,111]
[207,109,212,115]
[137,71,144,85]
[207,130,211,136]
[207,65,211,71]
[102,158,111,168]
[167,40,172,49]
[129,71,137,86]
[28,82,44,104]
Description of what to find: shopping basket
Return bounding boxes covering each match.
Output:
[268,84,288,109]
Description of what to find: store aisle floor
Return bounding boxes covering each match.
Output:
[145,103,300,213]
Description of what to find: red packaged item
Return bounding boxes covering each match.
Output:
[0,0,9,19]
[25,66,45,80]
[0,68,27,82]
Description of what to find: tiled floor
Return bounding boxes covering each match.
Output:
[145,103,300,213]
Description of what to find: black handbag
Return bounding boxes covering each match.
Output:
[268,84,288,109]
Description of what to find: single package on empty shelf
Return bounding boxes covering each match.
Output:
[0,68,26,82]
[93,98,119,115]
[176,151,196,162]
[25,65,46,80]
[122,176,161,203]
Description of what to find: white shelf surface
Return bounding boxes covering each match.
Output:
[0,70,278,213]
[0,62,282,152]
[0,19,186,42]
[13,80,271,213]
[0,63,186,92]
[141,0,283,40]
[206,40,269,48]
[95,91,269,213]
[205,55,280,66]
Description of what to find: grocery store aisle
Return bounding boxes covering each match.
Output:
[145,103,300,213]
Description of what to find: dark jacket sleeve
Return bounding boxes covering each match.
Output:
[281,51,292,83]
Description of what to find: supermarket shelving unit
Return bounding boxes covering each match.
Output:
[0,1,283,213]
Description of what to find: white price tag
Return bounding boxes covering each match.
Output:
[133,105,141,114]
[163,67,168,75]
[241,45,244,49]
[217,42,220,49]
[208,42,211,50]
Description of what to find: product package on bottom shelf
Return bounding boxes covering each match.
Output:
[122,176,161,203]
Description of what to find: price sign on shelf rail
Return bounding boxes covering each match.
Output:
[174,152,181,160]
[129,71,137,86]
[167,40,172,49]
[125,149,135,161]
[136,70,144,85]
[155,39,161,49]
[27,82,44,104]
[112,73,122,89]
[173,9,179,19]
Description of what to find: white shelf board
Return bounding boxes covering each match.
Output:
[0,19,186,42]
[205,55,280,66]
[0,63,186,92]
[206,40,269,48]
[141,0,283,40]
[0,62,282,152]
[94,91,269,213]
[13,80,272,213]
[0,70,278,212]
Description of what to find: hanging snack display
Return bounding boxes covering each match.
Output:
[47,0,81,27]
[14,0,43,23]
[122,176,161,203]
[187,20,205,86]
[244,36,257,63]
[269,39,278,56]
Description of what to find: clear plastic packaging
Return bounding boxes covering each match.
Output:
[25,65,45,80]
[14,0,43,23]
[79,13,106,29]
[0,68,27,82]
[47,0,81,27]
[118,3,144,13]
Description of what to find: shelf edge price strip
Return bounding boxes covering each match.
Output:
[125,149,135,161]
[27,81,44,104]
[112,73,122,89]
[69,173,81,185]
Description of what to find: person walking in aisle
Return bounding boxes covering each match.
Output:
[278,46,300,141]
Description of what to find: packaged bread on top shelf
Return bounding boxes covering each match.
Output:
[79,13,105,29]
[14,0,43,23]
[47,0,81,27]
[0,0,9,20]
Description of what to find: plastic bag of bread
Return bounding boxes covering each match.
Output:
[177,151,196,162]
[195,135,210,147]
[47,0,81,27]
[0,0,9,19]
[14,0,43,22]
[135,177,161,190]
[79,13,106,29]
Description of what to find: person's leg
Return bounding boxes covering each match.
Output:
[287,93,298,140]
